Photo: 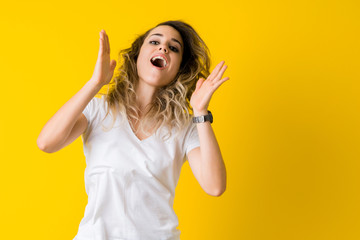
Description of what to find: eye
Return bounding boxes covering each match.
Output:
[170,46,179,52]
[149,40,159,45]
[149,40,179,53]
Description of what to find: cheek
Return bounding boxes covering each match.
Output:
[137,52,149,73]
[137,46,149,65]
[173,58,182,73]
[137,52,145,66]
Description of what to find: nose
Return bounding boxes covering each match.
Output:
[159,46,168,53]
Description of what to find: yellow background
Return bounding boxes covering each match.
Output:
[1,0,359,239]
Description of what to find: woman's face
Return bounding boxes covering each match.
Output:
[137,25,184,88]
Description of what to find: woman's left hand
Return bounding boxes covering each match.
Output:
[190,61,230,115]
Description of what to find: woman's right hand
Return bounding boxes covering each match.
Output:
[91,29,117,86]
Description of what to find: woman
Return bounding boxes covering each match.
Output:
[37,20,229,240]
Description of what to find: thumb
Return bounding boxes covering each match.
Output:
[195,78,205,91]
[110,59,117,71]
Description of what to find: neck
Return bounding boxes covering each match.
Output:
[135,79,158,116]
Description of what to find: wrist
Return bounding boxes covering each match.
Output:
[86,78,104,91]
[89,76,107,88]
[193,109,208,117]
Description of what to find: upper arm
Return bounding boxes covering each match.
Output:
[56,113,88,152]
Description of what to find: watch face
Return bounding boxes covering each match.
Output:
[193,111,213,123]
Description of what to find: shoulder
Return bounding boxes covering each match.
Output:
[83,94,120,128]
[90,95,114,115]
[183,117,197,136]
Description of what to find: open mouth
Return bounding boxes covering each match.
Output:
[150,56,167,69]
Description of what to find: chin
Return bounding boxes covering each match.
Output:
[137,64,177,88]
[139,72,175,88]
[138,75,167,88]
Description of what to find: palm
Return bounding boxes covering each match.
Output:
[190,61,230,113]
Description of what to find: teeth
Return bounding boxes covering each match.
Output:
[151,56,167,67]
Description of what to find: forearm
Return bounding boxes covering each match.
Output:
[37,78,103,151]
[194,110,227,195]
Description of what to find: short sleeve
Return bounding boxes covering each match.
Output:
[82,96,103,129]
[184,122,200,158]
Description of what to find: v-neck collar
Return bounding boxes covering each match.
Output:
[125,117,156,143]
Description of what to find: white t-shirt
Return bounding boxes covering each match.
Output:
[73,95,200,240]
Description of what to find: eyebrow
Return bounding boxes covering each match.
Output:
[149,33,183,49]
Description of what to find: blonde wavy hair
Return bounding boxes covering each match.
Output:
[97,20,211,139]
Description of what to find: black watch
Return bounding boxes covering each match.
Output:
[192,110,213,124]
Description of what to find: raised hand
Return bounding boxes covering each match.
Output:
[190,61,230,115]
[91,30,117,86]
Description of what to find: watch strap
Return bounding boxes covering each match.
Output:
[192,110,213,123]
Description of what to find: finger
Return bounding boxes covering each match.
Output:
[213,77,230,90]
[99,30,105,56]
[104,31,109,54]
[212,64,228,82]
[208,61,225,81]
[106,32,110,54]
[107,33,111,54]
